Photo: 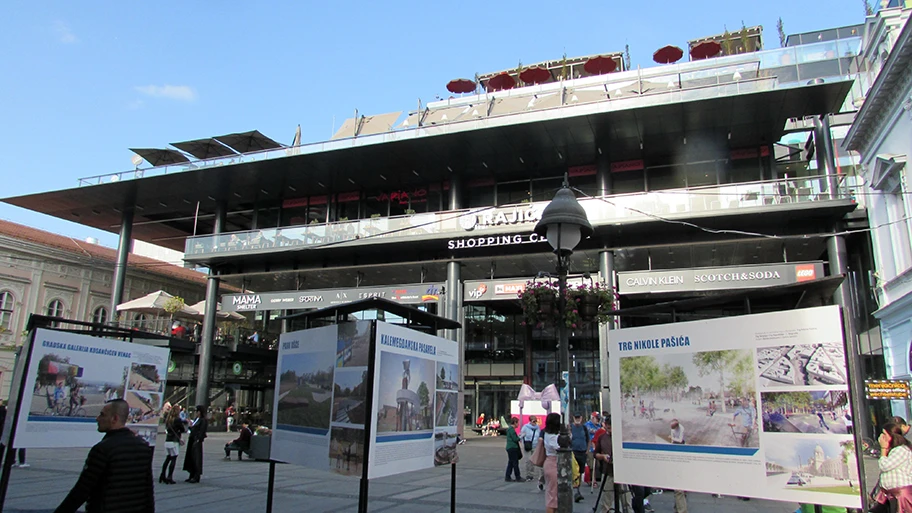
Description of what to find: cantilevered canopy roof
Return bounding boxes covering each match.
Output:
[3,79,854,252]
[130,148,191,166]
[171,138,237,159]
[213,130,283,153]
[280,296,461,331]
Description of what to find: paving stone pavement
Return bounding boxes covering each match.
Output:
[2,432,868,512]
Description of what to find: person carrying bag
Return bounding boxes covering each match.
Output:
[531,436,547,467]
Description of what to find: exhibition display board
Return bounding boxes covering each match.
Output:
[270,320,460,480]
[609,305,860,509]
[8,328,170,448]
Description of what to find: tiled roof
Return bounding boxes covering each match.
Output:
[0,219,218,288]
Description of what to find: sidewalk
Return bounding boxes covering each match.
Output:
[2,432,821,512]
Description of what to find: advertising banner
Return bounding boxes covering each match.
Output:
[609,305,860,508]
[13,328,170,448]
[617,261,825,295]
[368,321,460,480]
[270,321,373,476]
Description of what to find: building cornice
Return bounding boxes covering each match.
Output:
[846,17,912,155]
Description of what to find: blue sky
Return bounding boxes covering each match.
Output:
[0,1,866,248]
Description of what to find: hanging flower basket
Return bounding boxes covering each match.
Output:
[577,293,600,320]
[520,280,615,328]
[518,280,559,328]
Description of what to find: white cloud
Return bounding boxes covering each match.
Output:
[53,20,78,44]
[134,85,197,102]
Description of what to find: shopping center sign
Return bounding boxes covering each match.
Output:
[222,283,444,312]
[618,261,825,294]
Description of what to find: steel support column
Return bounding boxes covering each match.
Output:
[828,234,870,506]
[814,115,839,198]
[598,250,616,413]
[445,260,465,437]
[196,203,226,406]
[109,208,134,323]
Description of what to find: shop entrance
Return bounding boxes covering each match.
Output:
[471,380,523,424]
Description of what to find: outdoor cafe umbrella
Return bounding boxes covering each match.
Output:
[653,45,684,64]
[519,66,551,85]
[116,290,198,318]
[213,130,283,154]
[189,300,246,321]
[446,78,477,94]
[690,40,722,60]
[129,148,191,167]
[583,55,618,75]
[486,72,516,92]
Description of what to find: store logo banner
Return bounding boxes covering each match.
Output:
[618,262,825,294]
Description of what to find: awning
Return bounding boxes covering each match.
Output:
[171,138,237,159]
[129,148,190,166]
[213,130,283,154]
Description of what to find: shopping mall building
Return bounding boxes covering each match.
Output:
[4,22,888,423]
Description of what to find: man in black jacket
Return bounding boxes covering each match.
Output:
[54,399,154,513]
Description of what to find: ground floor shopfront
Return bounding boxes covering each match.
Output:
[222,256,866,426]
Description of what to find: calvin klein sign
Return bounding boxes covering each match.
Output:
[618,262,825,295]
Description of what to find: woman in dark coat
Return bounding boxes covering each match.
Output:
[183,405,208,483]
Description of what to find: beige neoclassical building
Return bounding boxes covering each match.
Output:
[0,219,217,398]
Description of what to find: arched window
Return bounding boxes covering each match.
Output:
[92,306,108,325]
[0,290,14,332]
[46,299,65,318]
[46,298,65,328]
[133,312,149,329]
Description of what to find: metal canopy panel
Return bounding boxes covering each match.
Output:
[331,117,360,140]
[129,148,191,166]
[213,130,282,153]
[3,80,853,251]
[358,112,403,136]
[171,138,237,159]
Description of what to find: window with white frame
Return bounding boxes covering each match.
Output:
[46,298,65,328]
[92,306,108,325]
[0,291,14,332]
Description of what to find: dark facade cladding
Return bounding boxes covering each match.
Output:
[3,27,883,420]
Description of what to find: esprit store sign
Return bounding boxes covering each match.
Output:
[617,261,824,294]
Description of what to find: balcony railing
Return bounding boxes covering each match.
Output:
[78,37,859,188]
[185,174,853,258]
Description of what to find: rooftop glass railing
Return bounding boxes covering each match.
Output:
[184,174,854,258]
[79,38,861,188]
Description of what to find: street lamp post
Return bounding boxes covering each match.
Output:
[533,179,593,513]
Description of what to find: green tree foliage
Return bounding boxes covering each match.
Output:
[418,381,430,417]
[619,357,688,399]
[726,352,755,399]
[739,22,752,53]
[163,296,186,315]
[777,17,786,47]
[692,350,741,412]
